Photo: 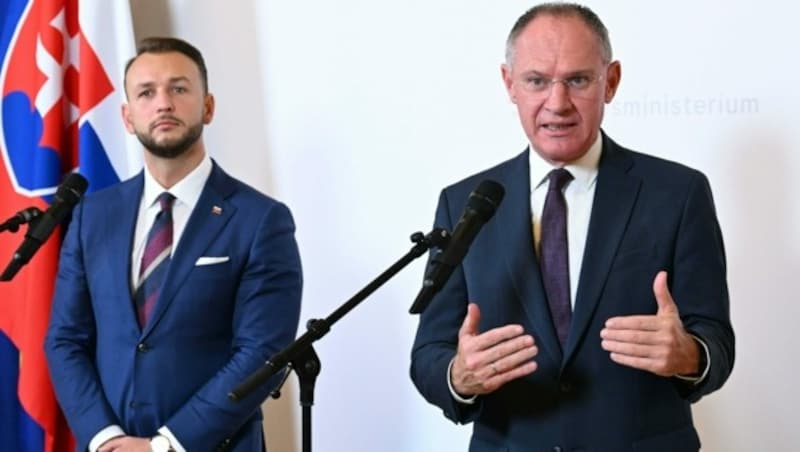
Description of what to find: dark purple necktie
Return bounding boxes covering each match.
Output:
[540,168,573,349]
[133,192,175,328]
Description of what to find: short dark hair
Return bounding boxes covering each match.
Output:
[124,37,209,94]
[505,2,612,66]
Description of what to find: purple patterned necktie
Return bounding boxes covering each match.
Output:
[133,192,175,328]
[540,168,573,349]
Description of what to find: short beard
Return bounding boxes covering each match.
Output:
[136,122,204,159]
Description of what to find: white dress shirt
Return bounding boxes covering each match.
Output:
[529,135,601,307]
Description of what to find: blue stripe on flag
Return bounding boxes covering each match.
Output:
[1,91,62,191]
[79,121,121,193]
[0,332,44,452]
[0,0,27,68]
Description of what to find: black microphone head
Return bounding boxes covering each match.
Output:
[0,173,89,281]
[24,172,88,245]
[57,173,89,202]
[467,180,505,221]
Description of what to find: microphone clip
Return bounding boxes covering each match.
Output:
[410,227,451,254]
[0,207,44,234]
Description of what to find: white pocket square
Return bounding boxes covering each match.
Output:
[195,256,230,266]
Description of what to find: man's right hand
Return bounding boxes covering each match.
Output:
[450,303,538,397]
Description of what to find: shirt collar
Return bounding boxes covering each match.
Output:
[529,132,602,191]
[142,153,213,209]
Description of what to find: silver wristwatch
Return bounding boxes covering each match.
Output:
[150,434,172,452]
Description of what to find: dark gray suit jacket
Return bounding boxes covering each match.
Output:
[411,134,734,452]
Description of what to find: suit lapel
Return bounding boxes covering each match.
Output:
[500,150,564,366]
[563,135,640,363]
[109,174,145,329]
[141,163,237,337]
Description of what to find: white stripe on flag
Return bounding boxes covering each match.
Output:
[78,0,142,181]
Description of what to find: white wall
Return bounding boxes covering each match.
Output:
[129,1,800,451]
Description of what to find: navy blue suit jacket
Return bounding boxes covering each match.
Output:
[45,162,302,452]
[411,134,734,452]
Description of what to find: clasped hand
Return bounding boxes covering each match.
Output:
[99,436,151,452]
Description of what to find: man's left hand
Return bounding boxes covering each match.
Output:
[600,271,700,377]
[97,436,150,452]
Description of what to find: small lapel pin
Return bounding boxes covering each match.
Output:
[212,205,222,215]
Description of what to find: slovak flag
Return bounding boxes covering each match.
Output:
[0,1,141,451]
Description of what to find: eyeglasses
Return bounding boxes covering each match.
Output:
[518,73,605,99]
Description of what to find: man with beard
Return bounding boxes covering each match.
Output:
[45,37,302,452]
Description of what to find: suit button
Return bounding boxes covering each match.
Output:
[559,381,572,393]
[129,401,137,408]
[137,342,149,352]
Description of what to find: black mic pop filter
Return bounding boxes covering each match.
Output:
[409,180,504,314]
[1,173,88,281]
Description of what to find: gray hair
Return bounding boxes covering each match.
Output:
[505,2,613,67]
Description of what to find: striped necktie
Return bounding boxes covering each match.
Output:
[134,192,175,328]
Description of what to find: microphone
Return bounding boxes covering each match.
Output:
[1,173,89,281]
[0,207,43,233]
[409,180,504,314]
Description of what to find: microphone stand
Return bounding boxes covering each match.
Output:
[229,228,450,452]
[0,208,43,282]
[265,344,320,452]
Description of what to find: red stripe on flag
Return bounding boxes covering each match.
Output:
[0,167,74,452]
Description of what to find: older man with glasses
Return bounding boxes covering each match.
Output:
[410,3,735,451]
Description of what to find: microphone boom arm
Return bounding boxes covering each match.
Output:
[228,227,450,401]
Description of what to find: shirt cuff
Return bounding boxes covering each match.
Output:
[674,334,710,384]
[160,426,186,452]
[89,425,125,452]
[447,357,478,404]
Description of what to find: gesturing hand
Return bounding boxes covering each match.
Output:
[450,303,538,397]
[600,271,701,377]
